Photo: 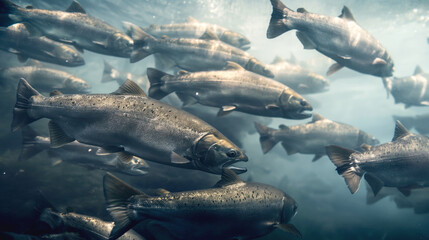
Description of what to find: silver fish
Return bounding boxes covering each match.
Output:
[1,0,133,57]
[0,23,84,66]
[11,78,247,174]
[267,56,329,94]
[147,62,312,119]
[326,121,429,196]
[103,169,301,240]
[19,126,148,176]
[124,22,274,78]
[255,113,379,161]
[267,0,394,78]
[143,16,250,50]
[0,66,90,94]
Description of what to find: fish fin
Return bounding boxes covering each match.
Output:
[19,126,47,161]
[217,105,236,117]
[170,152,191,164]
[154,188,170,196]
[298,83,309,89]
[48,121,75,148]
[272,55,285,64]
[65,0,86,14]
[177,70,188,75]
[130,49,151,63]
[11,78,43,132]
[325,145,361,194]
[147,68,173,99]
[92,40,108,48]
[397,187,411,197]
[267,0,292,38]
[276,223,302,238]
[48,152,63,166]
[224,61,245,71]
[392,120,410,141]
[419,101,429,106]
[42,50,57,58]
[117,152,134,163]
[288,53,297,64]
[73,44,84,53]
[282,142,298,155]
[254,122,278,154]
[360,144,372,151]
[186,16,198,23]
[0,0,20,15]
[176,93,198,107]
[112,79,147,97]
[25,5,34,9]
[25,59,42,67]
[22,22,43,37]
[414,65,423,75]
[51,158,62,166]
[312,154,324,162]
[326,63,343,76]
[296,31,316,49]
[372,58,387,65]
[7,47,20,54]
[265,104,280,111]
[310,113,326,123]
[101,61,116,83]
[200,29,219,41]
[96,146,124,155]
[49,90,62,96]
[364,173,383,196]
[382,77,391,98]
[214,168,244,187]
[103,173,144,240]
[154,54,176,71]
[297,7,308,13]
[123,21,155,62]
[338,6,356,22]
[338,55,351,60]
[17,54,28,63]
[278,124,288,130]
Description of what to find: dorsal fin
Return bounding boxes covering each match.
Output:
[224,61,245,71]
[50,90,63,97]
[414,65,423,75]
[392,121,410,141]
[278,124,288,130]
[25,5,34,9]
[186,16,198,23]
[66,0,86,13]
[178,70,188,75]
[339,6,355,22]
[200,29,219,41]
[214,168,244,187]
[272,56,286,64]
[112,79,147,97]
[297,8,308,13]
[310,113,326,123]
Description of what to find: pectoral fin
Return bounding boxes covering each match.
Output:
[217,106,236,117]
[327,63,343,76]
[200,29,219,41]
[276,224,302,238]
[170,152,191,164]
[372,58,387,65]
[92,40,108,48]
[117,152,134,163]
[96,146,124,155]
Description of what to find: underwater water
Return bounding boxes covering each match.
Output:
[1,0,429,239]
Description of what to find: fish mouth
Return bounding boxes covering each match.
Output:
[222,157,248,174]
[287,108,313,119]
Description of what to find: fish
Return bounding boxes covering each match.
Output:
[0,0,133,57]
[103,169,301,240]
[255,113,379,161]
[0,23,84,66]
[123,22,274,78]
[19,126,149,176]
[11,78,247,174]
[142,16,251,50]
[147,62,312,119]
[266,0,394,78]
[394,113,429,135]
[326,121,429,195]
[101,60,148,90]
[385,66,429,108]
[0,66,90,94]
[0,232,83,240]
[267,56,329,94]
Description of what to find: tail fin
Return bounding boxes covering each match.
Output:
[0,0,20,26]
[254,122,279,154]
[11,78,43,132]
[325,145,361,194]
[123,21,156,63]
[267,0,293,39]
[101,61,117,83]
[147,68,173,99]
[103,173,146,240]
[19,126,49,161]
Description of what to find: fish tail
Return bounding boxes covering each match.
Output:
[31,190,63,231]
[325,145,362,194]
[254,122,279,154]
[267,0,293,39]
[104,173,146,240]
[123,21,156,63]
[19,126,48,161]
[147,68,173,99]
[0,0,21,26]
[11,78,43,132]
[101,60,118,83]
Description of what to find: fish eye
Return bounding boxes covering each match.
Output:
[226,149,238,158]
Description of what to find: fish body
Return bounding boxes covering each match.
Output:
[12,79,247,174]
[0,66,90,93]
[103,169,300,240]
[147,64,312,119]
[267,0,394,77]
[267,56,329,94]
[326,121,429,195]
[124,22,274,78]
[1,0,133,57]
[255,114,379,161]
[0,23,84,66]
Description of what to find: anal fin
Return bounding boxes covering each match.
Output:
[48,121,75,148]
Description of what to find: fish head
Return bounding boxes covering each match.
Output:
[108,32,134,56]
[246,59,275,78]
[281,194,298,223]
[358,130,380,146]
[59,46,85,66]
[65,76,91,93]
[194,133,248,174]
[278,90,313,119]
[116,156,149,176]
[220,31,251,50]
